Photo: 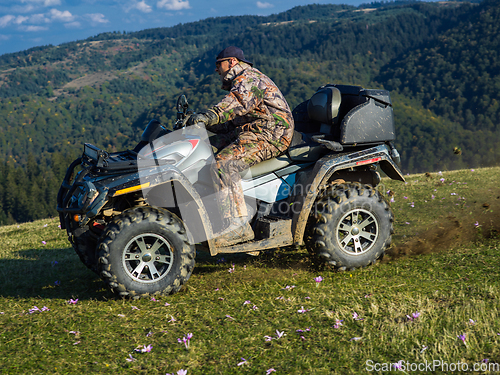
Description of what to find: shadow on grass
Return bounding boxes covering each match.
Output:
[193,246,320,276]
[0,246,114,301]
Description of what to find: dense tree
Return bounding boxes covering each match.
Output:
[0,0,497,224]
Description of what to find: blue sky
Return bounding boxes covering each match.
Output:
[0,0,365,56]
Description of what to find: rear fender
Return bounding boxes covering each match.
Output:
[291,144,404,245]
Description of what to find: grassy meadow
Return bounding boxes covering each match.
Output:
[1,167,500,374]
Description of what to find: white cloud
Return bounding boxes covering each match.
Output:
[86,13,109,25]
[65,21,81,29]
[11,5,36,14]
[0,15,16,28]
[23,25,49,31]
[14,16,29,25]
[20,0,62,6]
[28,13,50,24]
[157,0,190,11]
[256,1,274,9]
[49,9,74,22]
[134,0,152,13]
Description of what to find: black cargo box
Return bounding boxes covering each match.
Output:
[292,84,396,145]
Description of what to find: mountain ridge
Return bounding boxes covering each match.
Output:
[0,0,497,225]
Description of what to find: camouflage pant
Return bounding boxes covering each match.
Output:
[211,129,283,220]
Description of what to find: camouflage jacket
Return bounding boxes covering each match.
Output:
[209,62,294,152]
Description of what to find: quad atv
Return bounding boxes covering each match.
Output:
[57,84,404,298]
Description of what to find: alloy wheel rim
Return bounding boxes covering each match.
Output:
[122,233,174,283]
[336,208,379,255]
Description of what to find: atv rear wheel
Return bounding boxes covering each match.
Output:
[306,182,393,270]
[98,207,195,298]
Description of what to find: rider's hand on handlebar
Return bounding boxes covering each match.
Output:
[186,109,219,127]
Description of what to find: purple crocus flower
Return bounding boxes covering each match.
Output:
[178,333,193,349]
[458,334,467,346]
[296,326,311,333]
[352,312,363,321]
[134,344,152,353]
[406,312,420,322]
[314,276,323,283]
[392,360,404,370]
[237,358,247,366]
[275,330,286,339]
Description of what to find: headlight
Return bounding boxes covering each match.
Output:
[78,182,98,209]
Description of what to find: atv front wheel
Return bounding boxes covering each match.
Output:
[98,207,195,298]
[72,231,99,274]
[306,183,393,270]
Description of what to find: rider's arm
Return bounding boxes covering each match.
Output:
[211,73,264,124]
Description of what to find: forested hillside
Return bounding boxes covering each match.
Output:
[0,0,496,225]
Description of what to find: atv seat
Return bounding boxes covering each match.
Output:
[240,154,293,179]
[306,86,342,134]
[240,131,325,179]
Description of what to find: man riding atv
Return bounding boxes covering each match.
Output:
[186,46,294,247]
[58,44,405,298]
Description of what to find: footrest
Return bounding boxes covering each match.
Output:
[255,217,292,240]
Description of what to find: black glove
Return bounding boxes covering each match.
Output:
[186,109,219,127]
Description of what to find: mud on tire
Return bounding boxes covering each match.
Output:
[306,182,394,271]
[97,206,195,298]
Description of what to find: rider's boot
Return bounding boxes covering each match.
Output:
[214,216,254,247]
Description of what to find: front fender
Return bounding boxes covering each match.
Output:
[133,165,217,248]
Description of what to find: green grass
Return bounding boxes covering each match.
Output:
[1,167,500,374]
